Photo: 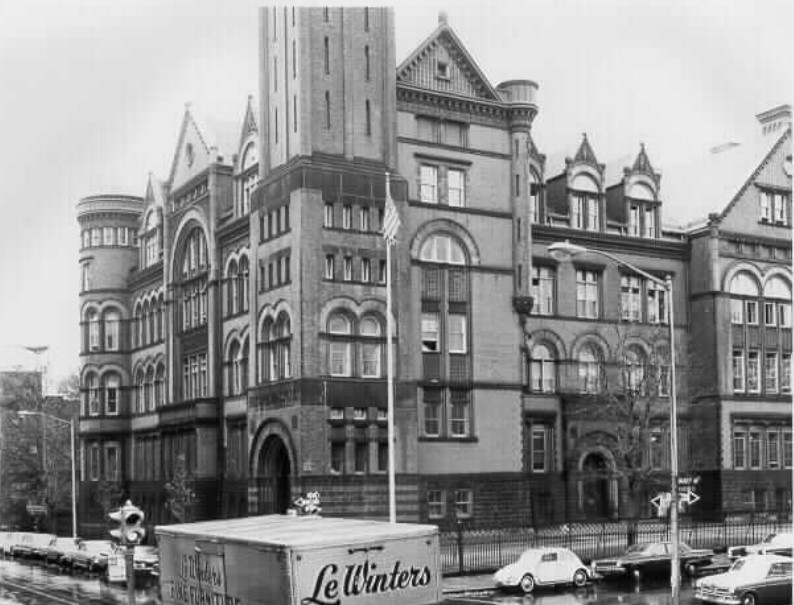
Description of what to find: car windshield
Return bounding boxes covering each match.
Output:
[731,559,746,572]
[80,541,111,554]
[762,534,778,544]
[626,544,652,554]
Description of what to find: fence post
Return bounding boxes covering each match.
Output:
[456,519,464,575]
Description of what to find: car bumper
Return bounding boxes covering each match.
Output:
[695,589,741,604]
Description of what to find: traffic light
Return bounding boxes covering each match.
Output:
[109,500,146,545]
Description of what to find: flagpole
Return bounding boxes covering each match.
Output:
[386,178,397,524]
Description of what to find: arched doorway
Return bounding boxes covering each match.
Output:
[256,435,291,514]
[581,451,611,519]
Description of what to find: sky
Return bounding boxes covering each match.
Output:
[0,0,791,387]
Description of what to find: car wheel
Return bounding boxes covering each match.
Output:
[740,592,757,605]
[573,568,588,587]
[520,574,536,594]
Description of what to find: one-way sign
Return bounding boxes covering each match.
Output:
[679,488,701,506]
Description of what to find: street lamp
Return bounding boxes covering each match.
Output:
[548,240,681,601]
[18,410,77,539]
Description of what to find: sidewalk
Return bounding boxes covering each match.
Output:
[442,573,495,596]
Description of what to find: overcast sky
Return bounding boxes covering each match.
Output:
[0,0,791,386]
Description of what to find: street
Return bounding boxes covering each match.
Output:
[0,557,714,605]
[0,559,158,604]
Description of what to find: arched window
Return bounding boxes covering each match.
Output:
[763,276,792,327]
[103,309,121,351]
[85,373,100,416]
[145,366,155,412]
[87,309,100,352]
[179,228,209,331]
[133,303,143,349]
[157,293,165,340]
[570,174,600,231]
[529,343,556,393]
[276,315,291,379]
[239,256,250,313]
[148,301,157,344]
[328,313,352,376]
[141,301,150,347]
[227,260,238,316]
[155,363,166,407]
[135,368,145,414]
[419,234,467,264]
[103,373,120,415]
[228,340,241,395]
[180,228,209,280]
[258,318,274,383]
[623,348,646,393]
[360,316,382,378]
[729,271,761,325]
[578,344,602,394]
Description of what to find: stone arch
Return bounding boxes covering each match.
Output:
[722,261,764,293]
[570,171,600,194]
[249,418,297,515]
[169,209,212,283]
[98,363,130,385]
[762,269,792,296]
[570,332,611,361]
[525,328,567,359]
[410,219,481,265]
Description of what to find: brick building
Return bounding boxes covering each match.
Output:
[75,8,791,535]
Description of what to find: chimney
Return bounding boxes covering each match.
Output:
[756,104,791,136]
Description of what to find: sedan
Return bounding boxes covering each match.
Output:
[69,540,116,573]
[591,541,713,580]
[695,554,792,605]
[729,533,793,560]
[43,537,81,567]
[493,547,591,594]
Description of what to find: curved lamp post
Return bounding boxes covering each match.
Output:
[18,410,77,538]
[548,240,681,602]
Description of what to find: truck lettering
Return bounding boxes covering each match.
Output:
[303,559,431,604]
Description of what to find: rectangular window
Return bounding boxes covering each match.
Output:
[104,444,120,481]
[419,165,438,203]
[421,313,439,352]
[531,425,548,473]
[733,350,745,392]
[89,445,101,481]
[733,429,746,468]
[91,228,101,247]
[428,490,445,519]
[103,227,114,246]
[325,255,334,280]
[449,390,470,437]
[448,169,465,207]
[576,270,599,318]
[329,407,344,421]
[448,314,467,353]
[329,342,351,376]
[354,442,368,474]
[330,442,345,474]
[644,207,656,237]
[359,207,370,231]
[782,353,791,393]
[765,302,777,326]
[760,191,772,222]
[361,258,371,283]
[629,205,640,236]
[779,303,792,327]
[117,227,128,246]
[730,299,744,324]
[587,197,599,231]
[454,489,473,518]
[783,430,792,468]
[746,301,758,325]
[342,205,352,229]
[649,429,664,470]
[768,430,780,469]
[105,377,119,415]
[423,388,442,437]
[620,275,642,322]
[765,352,778,393]
[378,260,387,284]
[105,318,119,351]
[444,121,468,147]
[343,256,352,281]
[353,408,367,422]
[749,431,762,468]
[572,196,585,229]
[530,266,555,316]
[377,442,388,472]
[647,281,667,324]
[362,342,380,377]
[323,36,329,74]
[747,350,760,392]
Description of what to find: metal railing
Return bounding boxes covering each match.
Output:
[441,511,792,576]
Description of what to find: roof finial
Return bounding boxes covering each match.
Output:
[438,10,448,25]
[582,132,587,140]
[185,101,192,112]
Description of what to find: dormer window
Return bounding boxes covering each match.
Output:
[436,60,450,80]
[759,190,790,225]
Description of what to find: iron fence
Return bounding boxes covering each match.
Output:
[441,511,792,576]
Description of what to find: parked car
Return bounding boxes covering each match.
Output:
[43,537,82,567]
[69,540,116,573]
[695,554,792,605]
[0,532,18,557]
[493,547,591,594]
[729,533,793,560]
[132,545,159,576]
[591,541,713,580]
[10,533,55,559]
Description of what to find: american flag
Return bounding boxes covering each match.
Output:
[382,172,401,245]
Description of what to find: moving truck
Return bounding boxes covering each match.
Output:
[156,515,442,605]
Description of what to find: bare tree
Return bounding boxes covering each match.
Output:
[164,453,197,523]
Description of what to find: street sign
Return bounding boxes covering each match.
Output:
[26,504,47,515]
[679,489,701,506]
[107,553,126,583]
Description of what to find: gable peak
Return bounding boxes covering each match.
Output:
[632,142,655,174]
[573,133,599,165]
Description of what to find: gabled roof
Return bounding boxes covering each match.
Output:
[167,103,240,184]
[396,14,501,101]
[573,133,599,165]
[239,95,258,146]
[544,134,604,179]
[603,144,661,189]
[144,173,167,207]
[662,129,790,229]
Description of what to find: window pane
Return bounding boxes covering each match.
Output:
[420,165,438,203]
[421,313,439,352]
[448,314,467,353]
